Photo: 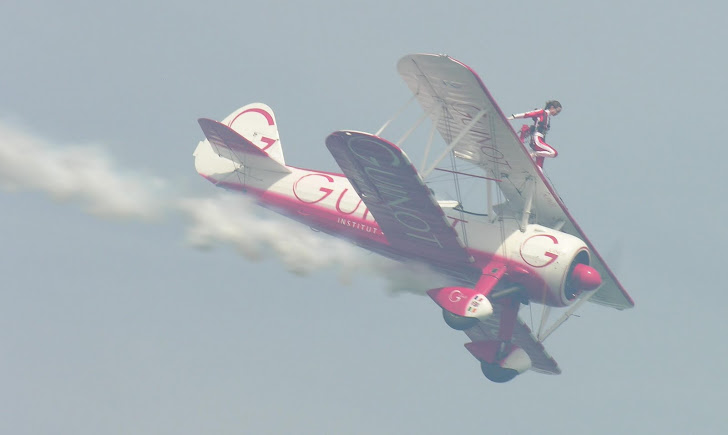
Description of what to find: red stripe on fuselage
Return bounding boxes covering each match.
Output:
[203,175,551,303]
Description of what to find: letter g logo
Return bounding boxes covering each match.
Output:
[448,289,465,303]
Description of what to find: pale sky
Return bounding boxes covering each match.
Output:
[1,1,726,434]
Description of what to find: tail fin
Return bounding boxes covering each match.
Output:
[220,103,286,166]
[193,103,290,180]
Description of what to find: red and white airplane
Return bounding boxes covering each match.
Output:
[193,53,634,383]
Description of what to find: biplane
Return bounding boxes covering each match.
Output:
[192,53,634,382]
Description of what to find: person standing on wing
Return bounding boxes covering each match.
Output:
[508,100,562,169]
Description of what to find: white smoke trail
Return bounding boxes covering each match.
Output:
[0,122,165,220]
[177,193,450,294]
[0,120,449,295]
[178,194,359,275]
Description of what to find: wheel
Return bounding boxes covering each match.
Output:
[442,309,478,331]
[480,361,518,383]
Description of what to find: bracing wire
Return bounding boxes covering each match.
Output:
[448,150,468,246]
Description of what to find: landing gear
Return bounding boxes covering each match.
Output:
[480,361,519,383]
[430,282,532,383]
[442,309,478,331]
[464,301,532,383]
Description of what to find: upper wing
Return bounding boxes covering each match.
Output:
[326,130,474,268]
[397,54,633,310]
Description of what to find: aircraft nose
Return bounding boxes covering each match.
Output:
[571,264,602,290]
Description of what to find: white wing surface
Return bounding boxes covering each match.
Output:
[397,54,633,310]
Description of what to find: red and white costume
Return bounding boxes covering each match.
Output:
[510,109,557,168]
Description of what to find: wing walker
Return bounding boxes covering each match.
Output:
[192,54,634,383]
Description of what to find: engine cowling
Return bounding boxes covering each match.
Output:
[505,225,602,307]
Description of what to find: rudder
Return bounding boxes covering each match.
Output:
[221,103,286,166]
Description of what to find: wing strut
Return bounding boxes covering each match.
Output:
[396,110,430,146]
[420,105,443,173]
[519,177,536,232]
[421,109,487,178]
[538,290,599,342]
[375,94,417,137]
[537,305,551,340]
[487,179,497,222]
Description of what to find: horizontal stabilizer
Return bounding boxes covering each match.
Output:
[197,118,290,174]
